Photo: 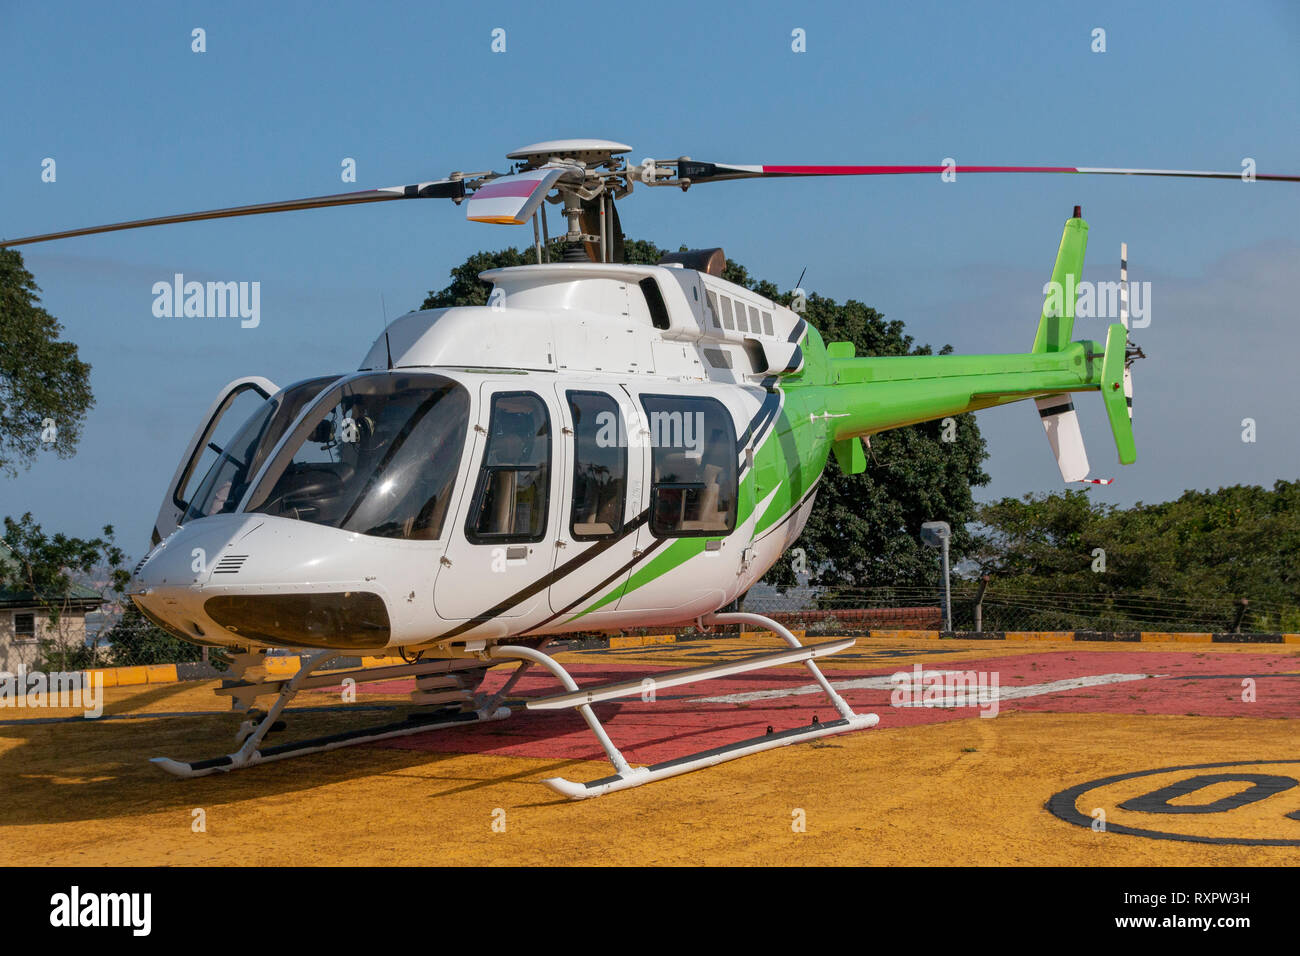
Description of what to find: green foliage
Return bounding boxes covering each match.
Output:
[1,512,129,671]
[972,481,1300,627]
[101,604,203,666]
[0,249,93,475]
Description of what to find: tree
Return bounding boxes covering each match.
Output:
[100,604,203,666]
[0,513,129,670]
[971,482,1300,631]
[420,239,990,590]
[0,249,94,475]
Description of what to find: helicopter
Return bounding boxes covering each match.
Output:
[3,139,1295,799]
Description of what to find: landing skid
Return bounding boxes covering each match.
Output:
[150,648,508,778]
[149,612,878,797]
[151,707,510,778]
[490,610,878,799]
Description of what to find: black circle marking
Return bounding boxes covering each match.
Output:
[1046,759,1300,846]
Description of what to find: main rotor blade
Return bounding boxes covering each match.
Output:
[0,179,468,247]
[676,161,1300,184]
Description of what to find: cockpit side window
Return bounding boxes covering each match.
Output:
[183,375,337,524]
[466,392,551,544]
[244,373,470,541]
[640,394,737,538]
[567,391,626,540]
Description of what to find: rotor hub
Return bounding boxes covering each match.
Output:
[507,138,632,170]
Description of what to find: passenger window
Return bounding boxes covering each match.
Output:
[735,302,750,332]
[719,296,735,330]
[468,392,551,543]
[729,298,744,331]
[567,391,626,540]
[640,394,737,537]
[705,291,722,329]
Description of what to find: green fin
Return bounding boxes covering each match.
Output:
[832,437,867,475]
[1101,323,1136,465]
[1032,215,1089,353]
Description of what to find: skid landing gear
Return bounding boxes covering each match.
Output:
[150,650,508,778]
[497,610,878,799]
[150,613,877,795]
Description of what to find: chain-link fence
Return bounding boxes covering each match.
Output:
[741,583,1299,634]
[73,582,1297,666]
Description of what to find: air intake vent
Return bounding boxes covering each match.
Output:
[213,554,249,574]
[132,556,149,576]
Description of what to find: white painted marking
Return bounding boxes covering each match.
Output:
[694,670,1152,705]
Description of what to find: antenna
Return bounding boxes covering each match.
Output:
[381,294,393,370]
[794,265,807,292]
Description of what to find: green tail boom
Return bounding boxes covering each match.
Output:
[798,210,1136,476]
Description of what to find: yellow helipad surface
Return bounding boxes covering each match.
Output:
[2,636,1296,865]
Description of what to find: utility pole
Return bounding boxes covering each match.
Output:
[921,521,953,632]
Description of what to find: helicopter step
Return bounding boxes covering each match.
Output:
[488,612,878,800]
[213,655,491,711]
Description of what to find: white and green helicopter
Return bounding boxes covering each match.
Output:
[4,139,1294,798]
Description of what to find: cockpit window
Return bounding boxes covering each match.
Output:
[183,376,338,524]
[243,373,470,540]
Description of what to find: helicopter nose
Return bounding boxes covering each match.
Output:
[132,514,265,592]
[130,514,396,650]
[129,515,268,642]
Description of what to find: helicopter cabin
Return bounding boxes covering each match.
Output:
[359,256,804,383]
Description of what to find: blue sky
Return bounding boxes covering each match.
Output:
[2,0,1298,558]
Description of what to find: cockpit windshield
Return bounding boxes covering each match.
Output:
[183,375,339,524]
[243,373,470,540]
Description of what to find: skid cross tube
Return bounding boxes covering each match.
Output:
[488,644,637,777]
[700,611,857,720]
[489,611,878,800]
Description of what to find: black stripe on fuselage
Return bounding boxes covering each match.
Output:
[519,535,672,635]
[437,510,649,640]
[736,387,783,461]
[752,476,822,547]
